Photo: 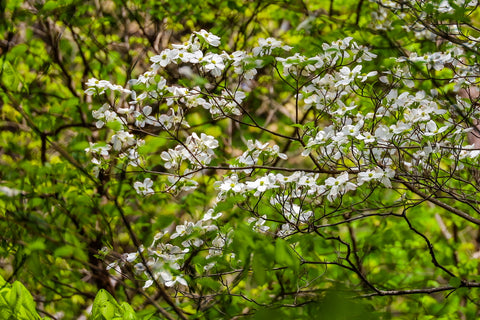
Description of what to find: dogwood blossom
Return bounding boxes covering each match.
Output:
[194,29,221,47]
[324,172,357,201]
[83,28,479,305]
[134,178,154,195]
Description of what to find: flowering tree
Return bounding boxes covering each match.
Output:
[83,1,480,318]
[2,0,480,318]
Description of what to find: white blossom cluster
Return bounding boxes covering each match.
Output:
[161,132,219,170]
[85,28,480,289]
[368,0,479,40]
[231,139,287,173]
[107,208,226,289]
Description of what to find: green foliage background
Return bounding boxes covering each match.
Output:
[1,0,480,318]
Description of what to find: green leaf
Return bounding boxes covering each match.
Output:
[9,44,28,57]
[4,283,17,310]
[448,277,462,288]
[252,253,266,285]
[27,240,46,252]
[106,121,124,131]
[196,277,222,291]
[119,302,137,320]
[1,61,21,90]
[13,281,41,319]
[214,195,244,213]
[91,289,120,320]
[54,245,75,258]
[0,275,42,319]
[42,1,59,11]
[275,238,293,265]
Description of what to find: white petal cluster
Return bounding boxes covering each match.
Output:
[84,28,480,295]
[134,178,154,196]
[161,132,219,170]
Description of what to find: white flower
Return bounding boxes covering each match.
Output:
[129,91,147,105]
[106,261,121,273]
[424,120,449,136]
[203,53,225,77]
[357,169,383,185]
[269,144,288,160]
[246,174,278,196]
[248,215,270,232]
[170,221,195,239]
[375,125,394,142]
[204,262,216,271]
[333,101,357,116]
[111,131,136,151]
[134,178,154,195]
[85,143,111,158]
[160,271,188,287]
[197,133,219,149]
[252,37,292,56]
[122,252,138,262]
[277,223,296,238]
[85,78,125,95]
[341,123,362,137]
[324,172,357,201]
[357,71,378,82]
[216,175,245,194]
[92,103,119,128]
[271,197,313,223]
[194,29,221,47]
[356,131,376,143]
[134,106,155,128]
[143,279,154,289]
[202,209,223,221]
[177,51,203,64]
[182,133,219,166]
[151,49,178,67]
[437,0,454,13]
[207,234,228,258]
[161,148,183,170]
[336,65,362,86]
[379,167,395,188]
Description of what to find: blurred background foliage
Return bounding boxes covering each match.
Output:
[1,0,480,319]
